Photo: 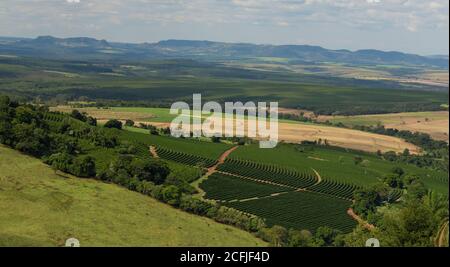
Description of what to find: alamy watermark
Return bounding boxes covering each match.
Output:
[169,94,278,148]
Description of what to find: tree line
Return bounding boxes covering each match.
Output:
[1,95,344,247]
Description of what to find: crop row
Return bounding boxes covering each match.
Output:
[218,159,316,188]
[43,112,66,122]
[431,174,449,183]
[156,147,217,168]
[388,189,403,202]
[225,191,356,233]
[307,179,361,200]
[200,173,292,202]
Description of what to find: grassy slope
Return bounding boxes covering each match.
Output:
[0,145,266,247]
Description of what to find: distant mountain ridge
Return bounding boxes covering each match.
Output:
[0,36,448,68]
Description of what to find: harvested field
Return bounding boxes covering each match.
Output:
[276,122,420,154]
[320,111,449,142]
[52,106,421,154]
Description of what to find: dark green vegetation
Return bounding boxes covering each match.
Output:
[226,191,356,233]
[199,172,357,233]
[1,36,448,247]
[118,129,231,159]
[200,173,291,202]
[218,159,317,189]
[229,144,448,195]
[0,50,447,116]
[157,147,217,168]
[308,180,362,200]
[1,95,448,246]
[0,96,271,243]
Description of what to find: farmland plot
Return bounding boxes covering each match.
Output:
[226,191,356,233]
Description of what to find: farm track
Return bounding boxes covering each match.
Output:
[217,171,298,190]
[155,143,360,230]
[191,146,239,197]
[153,143,358,226]
[216,170,354,202]
[347,208,375,231]
[149,146,159,158]
[206,146,239,176]
[436,221,449,247]
[310,168,322,186]
[231,192,291,203]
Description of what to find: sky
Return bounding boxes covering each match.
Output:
[0,0,448,55]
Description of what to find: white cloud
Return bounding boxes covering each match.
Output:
[0,0,447,54]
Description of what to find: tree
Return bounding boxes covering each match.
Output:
[0,95,10,110]
[147,125,159,135]
[46,152,73,173]
[211,136,221,143]
[379,200,437,246]
[353,156,363,165]
[13,123,51,157]
[71,156,96,177]
[125,119,134,127]
[86,116,97,126]
[423,191,449,223]
[104,119,122,130]
[0,110,12,145]
[402,148,410,157]
[51,134,79,154]
[383,174,404,189]
[70,110,87,122]
[162,185,182,206]
[130,158,170,184]
[403,174,420,187]
[13,106,42,125]
[267,225,288,247]
[391,167,405,177]
[314,226,341,247]
[287,229,312,247]
[406,180,427,200]
[353,187,382,217]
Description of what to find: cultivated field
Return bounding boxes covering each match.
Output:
[51,106,421,154]
[319,111,449,142]
[1,57,448,116]
[275,122,420,154]
[0,145,265,247]
[229,144,448,195]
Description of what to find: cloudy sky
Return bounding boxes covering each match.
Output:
[0,0,448,55]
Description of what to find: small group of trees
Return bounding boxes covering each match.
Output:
[98,155,170,185]
[349,164,448,247]
[278,112,313,123]
[104,119,123,129]
[258,225,345,247]
[46,153,96,177]
[137,122,161,135]
[70,110,97,126]
[1,96,52,157]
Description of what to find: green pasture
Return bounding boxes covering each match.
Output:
[0,145,266,247]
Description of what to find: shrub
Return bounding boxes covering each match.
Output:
[71,156,96,177]
[104,119,122,130]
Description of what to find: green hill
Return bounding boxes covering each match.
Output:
[0,145,266,247]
